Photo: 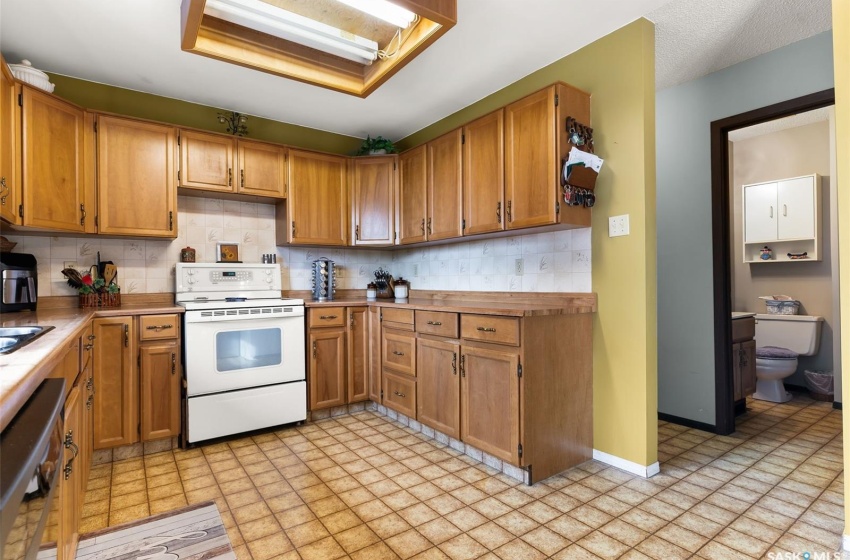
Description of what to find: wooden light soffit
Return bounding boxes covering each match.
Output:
[181,0,456,97]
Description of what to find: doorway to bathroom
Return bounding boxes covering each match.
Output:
[710,89,838,435]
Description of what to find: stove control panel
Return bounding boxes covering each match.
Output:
[176,263,281,293]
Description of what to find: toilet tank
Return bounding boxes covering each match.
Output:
[754,314,824,356]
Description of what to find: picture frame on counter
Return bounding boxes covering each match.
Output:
[216,242,241,263]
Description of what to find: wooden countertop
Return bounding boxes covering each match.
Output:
[1,302,184,433]
[298,290,597,317]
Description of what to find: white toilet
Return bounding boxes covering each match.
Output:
[753,314,823,403]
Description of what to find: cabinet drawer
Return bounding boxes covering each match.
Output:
[732,317,755,343]
[383,329,416,376]
[382,308,414,326]
[383,371,416,419]
[415,310,459,338]
[309,307,346,328]
[139,314,180,340]
[460,314,520,346]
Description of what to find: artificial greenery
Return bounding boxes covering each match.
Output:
[356,135,397,155]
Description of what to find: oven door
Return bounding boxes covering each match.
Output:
[184,309,305,396]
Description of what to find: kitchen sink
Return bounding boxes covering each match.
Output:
[0,326,55,354]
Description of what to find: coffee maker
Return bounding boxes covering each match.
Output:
[1,253,38,312]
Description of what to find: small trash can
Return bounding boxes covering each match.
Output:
[804,370,834,402]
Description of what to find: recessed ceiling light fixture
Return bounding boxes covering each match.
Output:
[205,0,379,63]
[334,0,416,29]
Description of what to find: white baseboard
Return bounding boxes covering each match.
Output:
[842,534,850,551]
[593,449,660,478]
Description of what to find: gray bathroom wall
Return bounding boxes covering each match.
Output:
[657,31,835,426]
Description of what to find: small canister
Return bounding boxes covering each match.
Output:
[311,258,337,301]
[394,277,409,302]
[180,247,196,263]
[366,282,377,301]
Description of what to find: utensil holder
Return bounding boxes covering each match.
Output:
[79,293,121,308]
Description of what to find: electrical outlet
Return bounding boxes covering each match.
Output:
[608,214,630,237]
[515,258,524,275]
[64,261,79,270]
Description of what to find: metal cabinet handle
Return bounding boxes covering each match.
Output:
[80,204,86,226]
[84,343,93,350]
[146,324,173,331]
[496,201,501,223]
[420,218,425,234]
[393,390,406,398]
[171,353,176,375]
[87,334,96,341]
[86,395,93,410]
[392,350,405,356]
[320,315,338,320]
[355,225,360,240]
[124,324,129,347]
[460,354,466,377]
[769,206,773,218]
[452,352,457,376]
[0,177,8,205]
[63,430,78,480]
[426,321,442,326]
[477,327,497,333]
[312,342,317,358]
[783,204,787,217]
[228,168,232,186]
[240,169,245,189]
[506,200,512,222]
[426,217,432,235]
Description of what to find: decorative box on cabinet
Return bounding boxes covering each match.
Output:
[743,174,821,262]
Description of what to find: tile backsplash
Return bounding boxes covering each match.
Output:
[2,196,591,296]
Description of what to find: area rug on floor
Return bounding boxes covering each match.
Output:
[56,502,234,560]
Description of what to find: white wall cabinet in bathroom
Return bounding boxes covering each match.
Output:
[742,174,821,263]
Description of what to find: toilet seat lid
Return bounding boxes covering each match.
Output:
[756,346,798,360]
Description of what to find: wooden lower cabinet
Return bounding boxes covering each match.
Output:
[382,370,416,419]
[416,338,460,439]
[368,307,382,402]
[733,339,757,401]
[309,327,346,410]
[60,383,82,560]
[460,345,520,464]
[92,316,137,449]
[140,341,181,441]
[308,306,370,410]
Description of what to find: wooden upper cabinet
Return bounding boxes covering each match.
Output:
[463,110,504,235]
[398,145,427,244]
[285,149,347,246]
[0,57,20,225]
[238,140,287,198]
[21,86,89,232]
[179,129,235,192]
[427,129,463,241]
[352,156,395,246]
[504,86,557,230]
[97,115,177,237]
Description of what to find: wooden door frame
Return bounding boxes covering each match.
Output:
[710,88,835,435]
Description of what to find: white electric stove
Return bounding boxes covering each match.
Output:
[175,263,306,443]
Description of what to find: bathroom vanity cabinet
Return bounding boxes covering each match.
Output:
[732,315,757,401]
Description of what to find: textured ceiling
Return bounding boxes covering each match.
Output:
[0,0,671,140]
[0,0,834,139]
[728,106,832,142]
[648,0,832,90]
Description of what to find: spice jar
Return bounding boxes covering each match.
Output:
[394,277,409,302]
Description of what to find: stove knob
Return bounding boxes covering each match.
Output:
[265,269,272,276]
[265,277,272,283]
[188,278,196,284]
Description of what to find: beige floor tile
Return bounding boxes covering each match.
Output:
[246,533,293,560]
[467,521,515,550]
[654,522,709,552]
[520,525,570,556]
[444,507,488,532]
[285,519,330,548]
[350,541,402,560]
[368,512,413,539]
[297,535,347,560]
[635,535,690,560]
[598,518,649,547]
[551,543,604,559]
[417,517,463,545]
[276,505,317,530]
[386,528,434,559]
[438,533,489,560]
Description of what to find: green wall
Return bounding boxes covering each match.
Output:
[399,19,659,467]
[47,74,362,155]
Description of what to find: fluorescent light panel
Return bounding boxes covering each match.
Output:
[334,0,416,29]
[205,0,379,64]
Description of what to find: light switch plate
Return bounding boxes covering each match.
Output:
[608,214,630,237]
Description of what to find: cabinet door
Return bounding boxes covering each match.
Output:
[368,306,382,402]
[21,86,88,232]
[0,59,20,225]
[398,145,427,244]
[140,341,181,441]
[309,327,346,410]
[417,338,460,439]
[179,130,235,192]
[347,307,369,402]
[92,317,137,449]
[743,182,778,243]
[777,176,815,240]
[61,383,82,560]
[352,156,395,245]
[81,359,94,495]
[238,140,286,198]
[461,345,520,464]
[740,339,756,397]
[288,149,348,245]
[505,86,557,229]
[97,115,177,237]
[427,129,463,241]
[463,110,504,235]
[732,342,742,401]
